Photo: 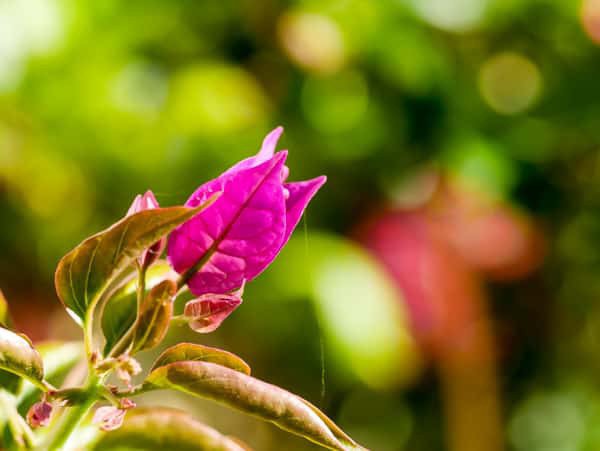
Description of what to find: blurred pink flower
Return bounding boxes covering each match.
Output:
[168,127,326,295]
[127,190,166,268]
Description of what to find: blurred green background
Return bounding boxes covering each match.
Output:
[2,0,600,449]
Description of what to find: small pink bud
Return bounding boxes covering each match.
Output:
[93,406,126,431]
[27,401,52,428]
[184,289,243,333]
[126,190,166,268]
[119,398,136,410]
[127,190,159,216]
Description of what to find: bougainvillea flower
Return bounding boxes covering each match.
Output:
[26,401,52,428]
[127,190,166,268]
[183,284,244,333]
[168,127,326,295]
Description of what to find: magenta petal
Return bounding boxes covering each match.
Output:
[184,293,242,333]
[256,126,283,164]
[168,152,287,295]
[280,176,327,249]
[223,126,285,175]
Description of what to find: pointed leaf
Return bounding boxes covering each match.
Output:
[143,361,366,451]
[130,280,177,353]
[151,343,250,375]
[91,407,250,451]
[0,328,43,386]
[55,195,218,325]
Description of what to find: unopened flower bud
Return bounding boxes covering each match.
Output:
[26,401,52,428]
[127,190,166,268]
[184,288,243,333]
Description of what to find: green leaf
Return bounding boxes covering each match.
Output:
[55,195,218,325]
[151,343,250,375]
[0,290,13,329]
[0,328,44,388]
[17,342,83,411]
[130,280,176,353]
[143,361,366,451]
[102,261,174,354]
[101,288,137,356]
[90,407,250,451]
[0,291,21,395]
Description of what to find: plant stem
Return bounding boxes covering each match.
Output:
[42,374,100,451]
[106,265,147,359]
[0,391,35,449]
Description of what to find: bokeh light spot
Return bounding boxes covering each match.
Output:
[409,0,489,32]
[0,0,63,91]
[301,70,369,135]
[581,0,600,44]
[478,52,542,115]
[509,393,584,451]
[111,61,168,118]
[278,11,347,74]
[168,63,269,136]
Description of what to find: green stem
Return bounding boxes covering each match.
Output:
[0,391,35,449]
[106,265,147,359]
[42,375,101,451]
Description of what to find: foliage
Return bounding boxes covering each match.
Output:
[0,130,364,450]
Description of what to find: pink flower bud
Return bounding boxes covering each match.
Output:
[126,190,166,268]
[26,401,52,428]
[184,291,243,333]
[93,406,126,431]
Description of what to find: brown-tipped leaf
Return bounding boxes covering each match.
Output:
[130,280,177,353]
[143,361,366,451]
[91,407,250,451]
[151,343,250,375]
[55,195,218,324]
[0,327,44,385]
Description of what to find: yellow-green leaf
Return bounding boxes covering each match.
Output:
[0,328,44,387]
[0,290,19,394]
[143,361,366,451]
[151,343,250,375]
[91,407,250,451]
